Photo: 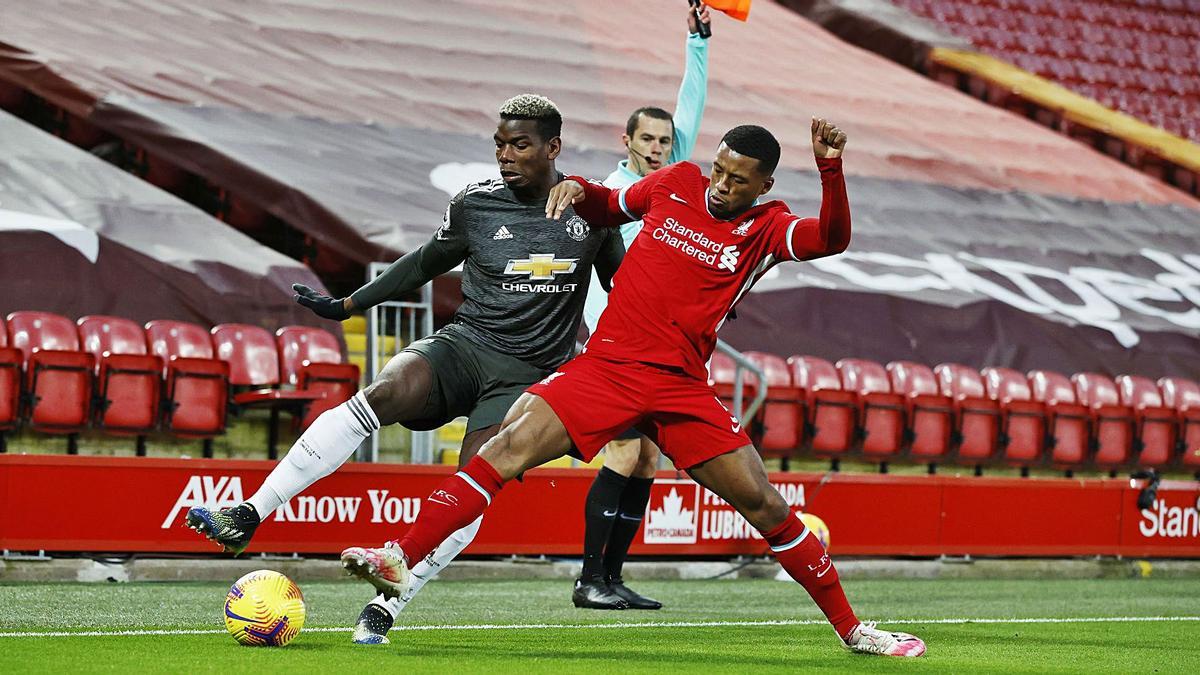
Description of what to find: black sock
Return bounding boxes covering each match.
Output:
[581,467,627,581]
[603,476,653,582]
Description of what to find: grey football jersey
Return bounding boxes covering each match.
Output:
[345,177,621,371]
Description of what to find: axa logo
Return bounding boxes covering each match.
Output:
[162,475,244,529]
[717,245,740,272]
[504,254,578,280]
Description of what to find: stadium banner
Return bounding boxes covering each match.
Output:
[1,455,1197,557]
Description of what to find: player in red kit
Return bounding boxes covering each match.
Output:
[340,119,926,658]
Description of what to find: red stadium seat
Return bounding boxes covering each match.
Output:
[212,323,323,458]
[709,351,755,421]
[1115,375,1177,469]
[982,367,1047,469]
[1072,372,1136,470]
[6,311,94,448]
[145,320,230,453]
[0,317,21,451]
[1028,370,1091,471]
[77,316,162,449]
[1157,376,1200,472]
[276,326,360,430]
[934,363,1001,469]
[837,358,905,464]
[788,355,856,461]
[744,351,803,463]
[887,361,953,465]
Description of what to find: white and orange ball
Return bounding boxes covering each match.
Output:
[224,570,306,647]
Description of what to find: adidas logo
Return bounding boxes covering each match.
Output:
[493,226,514,240]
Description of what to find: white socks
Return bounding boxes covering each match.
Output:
[371,515,483,618]
[246,391,380,517]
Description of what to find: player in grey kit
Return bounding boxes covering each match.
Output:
[184,94,624,644]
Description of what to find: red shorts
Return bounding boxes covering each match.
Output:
[526,353,752,470]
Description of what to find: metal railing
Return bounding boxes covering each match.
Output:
[360,261,435,463]
[715,338,767,422]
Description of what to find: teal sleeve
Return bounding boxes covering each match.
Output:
[668,33,710,164]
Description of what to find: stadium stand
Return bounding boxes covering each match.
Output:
[788,356,857,466]
[1028,370,1092,474]
[837,358,906,468]
[1116,374,1178,469]
[886,361,954,468]
[891,0,1200,142]
[6,311,95,452]
[935,363,1001,473]
[276,326,360,430]
[0,317,20,451]
[981,366,1046,470]
[743,351,804,467]
[211,323,326,459]
[1071,372,1136,471]
[1159,376,1200,471]
[146,320,230,457]
[77,315,162,453]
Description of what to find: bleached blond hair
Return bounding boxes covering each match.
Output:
[498,94,562,140]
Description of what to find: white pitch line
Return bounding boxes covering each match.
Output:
[1,616,1198,639]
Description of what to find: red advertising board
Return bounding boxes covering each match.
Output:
[1,455,1198,557]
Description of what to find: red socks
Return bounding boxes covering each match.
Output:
[763,514,859,641]
[393,455,505,564]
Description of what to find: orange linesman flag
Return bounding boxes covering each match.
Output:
[706,0,752,21]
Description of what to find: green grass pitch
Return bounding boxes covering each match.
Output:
[1,577,1198,673]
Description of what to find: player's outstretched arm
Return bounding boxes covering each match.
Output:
[780,118,851,261]
[293,283,353,321]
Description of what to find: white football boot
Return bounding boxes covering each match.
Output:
[843,621,927,657]
[340,541,410,599]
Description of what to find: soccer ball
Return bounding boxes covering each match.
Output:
[223,570,306,647]
[799,512,830,549]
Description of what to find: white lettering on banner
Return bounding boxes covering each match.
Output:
[1139,499,1200,539]
[696,482,807,542]
[367,489,422,524]
[160,476,244,529]
[644,484,699,544]
[273,496,363,523]
[797,249,1200,347]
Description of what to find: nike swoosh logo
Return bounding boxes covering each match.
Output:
[603,509,618,517]
[816,564,832,578]
[428,497,454,507]
[669,193,687,204]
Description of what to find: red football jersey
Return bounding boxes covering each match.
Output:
[569,157,850,379]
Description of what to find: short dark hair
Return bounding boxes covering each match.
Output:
[499,94,562,142]
[625,106,674,137]
[721,125,780,175]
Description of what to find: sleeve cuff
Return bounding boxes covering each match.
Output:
[816,156,843,173]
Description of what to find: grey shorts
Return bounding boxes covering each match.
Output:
[400,324,553,435]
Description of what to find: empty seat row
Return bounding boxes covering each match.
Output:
[709,353,1200,475]
[0,311,359,456]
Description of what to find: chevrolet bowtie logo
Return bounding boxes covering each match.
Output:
[504,254,578,280]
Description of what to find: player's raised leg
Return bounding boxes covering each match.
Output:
[186,351,434,554]
[340,392,575,598]
[686,446,925,657]
[353,424,496,644]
